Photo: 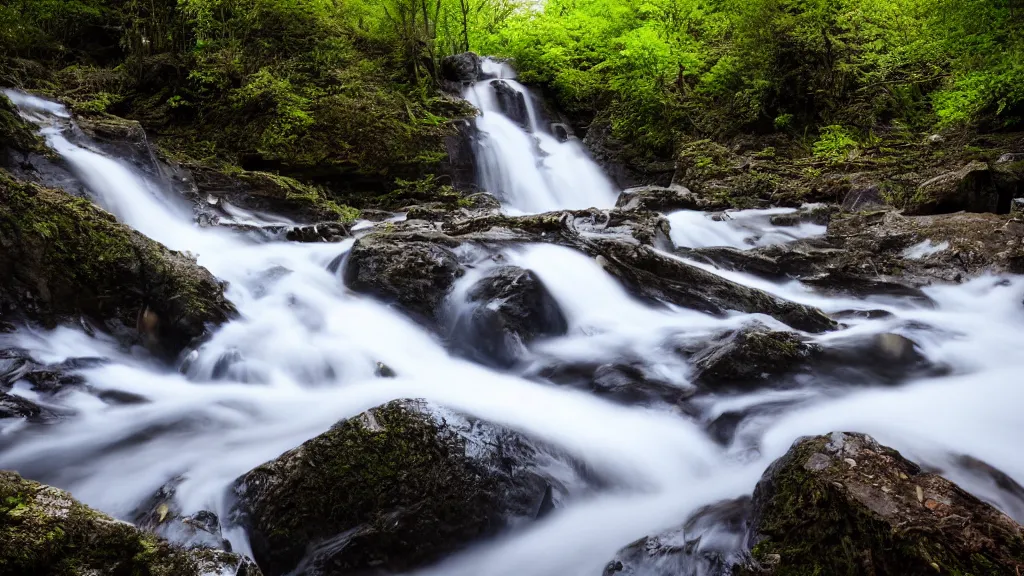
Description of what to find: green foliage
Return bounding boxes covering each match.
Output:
[813,125,859,164]
[476,0,1024,161]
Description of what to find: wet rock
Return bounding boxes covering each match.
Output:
[444,208,672,250]
[75,114,157,174]
[615,184,728,213]
[532,359,693,406]
[816,332,937,384]
[0,172,234,358]
[689,325,818,388]
[443,119,478,191]
[451,266,568,367]
[0,391,48,420]
[135,477,230,550]
[343,231,464,324]
[908,160,1004,215]
[492,80,531,128]
[603,497,750,576]
[583,117,675,189]
[403,202,453,222]
[440,52,482,84]
[189,166,350,224]
[284,221,349,243]
[232,399,577,576]
[0,470,260,575]
[740,432,1024,576]
[590,240,836,333]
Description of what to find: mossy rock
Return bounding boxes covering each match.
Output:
[0,470,261,576]
[0,170,234,357]
[905,161,1004,215]
[232,399,559,576]
[0,94,46,157]
[689,324,817,388]
[343,230,465,325]
[742,432,1024,575]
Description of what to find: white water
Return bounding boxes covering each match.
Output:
[667,207,827,250]
[3,89,1024,576]
[464,59,618,214]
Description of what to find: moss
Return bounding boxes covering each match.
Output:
[236,400,499,575]
[676,139,736,183]
[0,170,232,355]
[0,471,257,576]
[0,94,45,155]
[751,435,1024,576]
[239,171,361,223]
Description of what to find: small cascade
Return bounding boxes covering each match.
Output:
[464,59,618,214]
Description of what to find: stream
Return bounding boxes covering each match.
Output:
[3,64,1024,576]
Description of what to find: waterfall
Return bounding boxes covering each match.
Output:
[3,89,1024,576]
[464,59,619,214]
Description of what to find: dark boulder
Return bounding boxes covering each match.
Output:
[450,265,568,367]
[740,432,1024,575]
[0,471,260,576]
[343,231,465,325]
[284,221,349,242]
[689,324,818,389]
[908,161,1007,215]
[492,80,531,129]
[0,171,234,358]
[232,399,578,576]
[440,52,482,84]
[816,332,939,385]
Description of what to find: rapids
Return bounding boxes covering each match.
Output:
[3,82,1024,576]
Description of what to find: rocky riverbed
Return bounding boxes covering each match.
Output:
[1,55,1024,576]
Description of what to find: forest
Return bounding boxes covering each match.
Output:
[2,0,1022,169]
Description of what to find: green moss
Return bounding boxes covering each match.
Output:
[0,94,45,155]
[238,400,499,575]
[0,170,232,354]
[751,436,1024,576]
[0,471,254,576]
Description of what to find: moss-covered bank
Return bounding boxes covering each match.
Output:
[0,470,260,576]
[0,170,233,356]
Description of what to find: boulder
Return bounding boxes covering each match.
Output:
[283,221,349,243]
[232,399,574,576]
[615,184,728,213]
[440,52,482,84]
[908,161,1005,215]
[0,171,234,358]
[450,265,568,367]
[188,166,356,224]
[740,432,1024,575]
[492,80,531,128]
[689,324,818,389]
[816,332,938,385]
[343,231,465,324]
[0,470,260,575]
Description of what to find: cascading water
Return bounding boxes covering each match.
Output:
[3,87,1024,576]
[464,59,619,214]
